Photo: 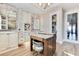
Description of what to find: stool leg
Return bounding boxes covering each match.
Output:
[37,52,42,56]
[38,52,40,56]
[33,51,38,56]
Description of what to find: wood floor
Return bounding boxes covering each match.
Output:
[0,42,33,56]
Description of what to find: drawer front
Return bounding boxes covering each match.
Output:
[0,34,8,51]
[8,33,18,48]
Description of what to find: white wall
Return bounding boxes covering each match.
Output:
[39,14,48,32]
[40,15,45,31]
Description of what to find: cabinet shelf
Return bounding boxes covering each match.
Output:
[0,11,16,30]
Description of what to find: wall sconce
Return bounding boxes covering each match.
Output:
[24,23,30,31]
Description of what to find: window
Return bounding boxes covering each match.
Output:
[66,13,77,41]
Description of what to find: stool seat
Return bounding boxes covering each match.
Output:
[32,41,43,55]
[34,45,43,52]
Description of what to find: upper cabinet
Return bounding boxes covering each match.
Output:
[0,4,17,30]
[7,9,16,30]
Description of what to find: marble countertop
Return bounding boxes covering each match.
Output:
[30,32,55,39]
[0,30,17,33]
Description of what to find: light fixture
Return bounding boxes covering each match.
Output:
[33,3,51,9]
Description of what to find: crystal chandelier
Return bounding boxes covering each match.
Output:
[33,3,50,9]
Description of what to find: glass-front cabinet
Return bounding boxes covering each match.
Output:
[7,10,16,30]
[0,4,7,30]
[65,12,78,42]
[0,4,16,30]
[52,14,57,33]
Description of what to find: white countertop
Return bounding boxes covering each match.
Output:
[30,33,55,39]
[0,31,17,33]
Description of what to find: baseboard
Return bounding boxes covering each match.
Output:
[56,40,63,44]
[0,46,18,55]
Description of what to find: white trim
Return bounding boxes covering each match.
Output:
[49,12,57,33]
[56,40,63,44]
[63,39,79,44]
[63,51,75,56]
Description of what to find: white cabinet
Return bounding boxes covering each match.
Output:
[18,31,25,44]
[0,34,8,51]
[18,32,30,44]
[8,33,18,48]
[0,4,17,30]
[0,32,18,52]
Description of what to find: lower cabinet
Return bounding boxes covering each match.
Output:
[0,33,18,52]
[8,33,18,48]
[0,34,8,51]
[18,32,30,44]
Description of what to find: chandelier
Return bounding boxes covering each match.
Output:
[33,3,51,9]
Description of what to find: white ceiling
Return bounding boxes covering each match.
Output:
[9,3,79,14]
[9,3,46,14]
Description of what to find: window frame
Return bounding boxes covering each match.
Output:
[64,10,79,44]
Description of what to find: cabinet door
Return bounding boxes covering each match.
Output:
[18,32,25,44]
[8,33,18,48]
[0,34,8,51]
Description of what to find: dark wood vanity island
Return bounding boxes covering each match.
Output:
[30,33,56,56]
